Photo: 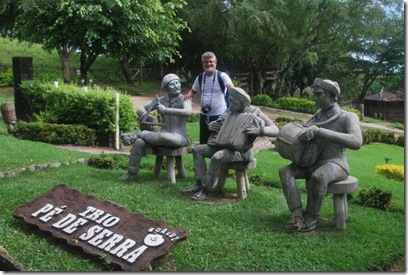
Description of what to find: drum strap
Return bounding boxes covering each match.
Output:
[303,110,345,127]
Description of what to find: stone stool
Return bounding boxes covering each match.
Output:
[215,159,257,199]
[146,146,188,184]
[309,176,358,230]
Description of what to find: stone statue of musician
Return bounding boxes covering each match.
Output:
[182,87,279,201]
[278,78,362,232]
[120,74,192,181]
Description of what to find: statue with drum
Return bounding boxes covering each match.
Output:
[275,78,363,232]
[182,87,279,201]
[120,74,192,181]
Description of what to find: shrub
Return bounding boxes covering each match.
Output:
[395,134,404,147]
[362,128,401,146]
[358,187,392,210]
[19,80,135,136]
[88,156,116,170]
[274,97,317,113]
[88,153,129,170]
[187,112,200,123]
[340,106,361,118]
[34,71,63,83]
[14,121,96,146]
[251,94,273,107]
[248,174,265,186]
[0,69,13,87]
[274,116,303,129]
[376,164,404,182]
[362,128,382,144]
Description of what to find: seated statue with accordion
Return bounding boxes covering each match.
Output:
[182,87,279,201]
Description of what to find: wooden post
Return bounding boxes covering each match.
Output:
[115,90,120,150]
[12,57,33,121]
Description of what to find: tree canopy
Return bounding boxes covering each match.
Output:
[176,0,403,102]
[1,0,403,103]
[7,0,187,83]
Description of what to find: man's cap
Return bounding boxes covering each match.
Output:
[229,87,251,106]
[161,73,180,89]
[313,78,340,96]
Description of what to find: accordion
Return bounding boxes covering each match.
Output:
[208,112,263,153]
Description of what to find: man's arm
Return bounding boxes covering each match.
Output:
[184,76,200,100]
[226,82,234,88]
[184,89,197,101]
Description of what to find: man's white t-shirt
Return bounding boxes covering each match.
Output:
[192,71,232,116]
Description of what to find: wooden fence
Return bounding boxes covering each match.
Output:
[234,71,276,95]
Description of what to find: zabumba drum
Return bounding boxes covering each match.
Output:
[275,122,321,167]
[1,102,17,124]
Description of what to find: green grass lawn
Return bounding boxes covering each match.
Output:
[0,116,404,271]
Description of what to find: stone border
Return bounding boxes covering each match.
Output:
[0,158,89,179]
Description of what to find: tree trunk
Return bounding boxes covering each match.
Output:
[139,63,143,85]
[262,79,273,95]
[251,69,263,95]
[80,51,99,85]
[57,46,76,84]
[273,70,289,100]
[61,57,71,84]
[358,73,378,104]
[273,76,284,100]
[120,55,134,84]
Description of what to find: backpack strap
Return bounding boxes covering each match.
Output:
[198,71,229,107]
[198,72,204,91]
[216,71,226,93]
[216,71,229,107]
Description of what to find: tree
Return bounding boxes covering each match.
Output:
[0,0,20,37]
[14,0,187,84]
[344,0,404,103]
[173,0,234,80]
[223,0,350,98]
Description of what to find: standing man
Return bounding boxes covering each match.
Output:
[278,78,362,232]
[120,74,192,181]
[184,51,234,144]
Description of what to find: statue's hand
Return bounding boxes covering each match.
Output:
[299,125,319,142]
[157,104,166,115]
[243,126,260,136]
[121,132,138,145]
[151,95,161,110]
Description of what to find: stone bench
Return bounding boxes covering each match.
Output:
[307,176,358,230]
[145,146,188,184]
[215,159,257,199]
[327,176,358,230]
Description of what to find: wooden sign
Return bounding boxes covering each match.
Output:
[13,184,188,271]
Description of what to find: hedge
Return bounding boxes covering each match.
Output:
[19,80,135,136]
[14,121,96,146]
